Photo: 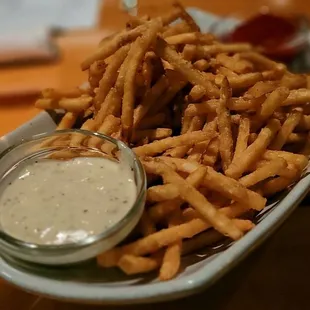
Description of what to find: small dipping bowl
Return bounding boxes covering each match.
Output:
[0,130,146,265]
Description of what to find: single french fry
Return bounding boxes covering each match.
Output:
[215,76,233,171]
[244,81,279,99]
[159,211,182,281]
[232,116,250,163]
[118,254,161,275]
[147,184,180,202]
[133,130,215,157]
[226,119,281,179]
[173,2,200,32]
[239,158,287,188]
[154,38,219,98]
[256,87,289,122]
[240,52,286,72]
[165,32,214,45]
[271,108,303,150]
[89,60,107,90]
[216,66,238,77]
[42,87,85,100]
[57,112,79,130]
[190,43,252,57]
[58,95,93,112]
[122,19,163,140]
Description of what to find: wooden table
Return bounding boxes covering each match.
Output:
[0,1,310,309]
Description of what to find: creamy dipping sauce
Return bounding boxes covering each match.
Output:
[0,157,137,245]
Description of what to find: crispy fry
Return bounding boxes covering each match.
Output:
[70,119,97,147]
[165,32,214,45]
[239,158,287,188]
[216,76,233,171]
[233,116,250,163]
[271,108,303,150]
[193,59,209,71]
[133,130,215,157]
[162,21,192,38]
[188,85,207,102]
[122,19,163,140]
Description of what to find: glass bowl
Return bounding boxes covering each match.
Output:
[0,129,146,265]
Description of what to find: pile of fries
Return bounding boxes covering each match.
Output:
[35,2,310,281]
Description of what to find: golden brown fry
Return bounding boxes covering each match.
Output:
[244,81,279,98]
[215,76,233,171]
[226,119,281,179]
[240,51,286,72]
[147,184,180,202]
[159,211,182,281]
[256,87,290,122]
[261,176,297,197]
[271,108,303,150]
[58,95,93,112]
[118,254,161,275]
[155,38,219,98]
[95,45,130,110]
[233,116,250,163]
[133,130,215,157]
[239,158,287,188]
[57,112,79,130]
[122,19,163,140]
[165,32,214,45]
[89,60,107,90]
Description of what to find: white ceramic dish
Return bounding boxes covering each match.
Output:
[0,9,310,305]
[0,112,309,305]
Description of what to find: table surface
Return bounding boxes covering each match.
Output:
[0,1,310,309]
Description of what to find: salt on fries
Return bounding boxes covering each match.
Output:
[34,2,309,281]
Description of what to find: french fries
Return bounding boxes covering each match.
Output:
[34,2,309,282]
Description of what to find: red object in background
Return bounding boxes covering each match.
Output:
[223,13,309,62]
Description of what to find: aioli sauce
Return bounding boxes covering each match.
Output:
[0,157,137,245]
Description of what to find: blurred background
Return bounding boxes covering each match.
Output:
[1,0,310,136]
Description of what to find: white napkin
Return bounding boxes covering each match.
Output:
[0,0,100,64]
